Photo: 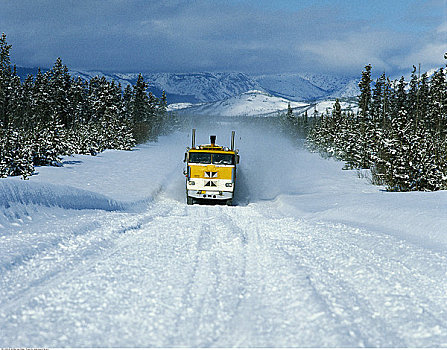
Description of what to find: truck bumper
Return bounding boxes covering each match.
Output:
[187,190,233,200]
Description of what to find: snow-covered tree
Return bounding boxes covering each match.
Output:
[0,32,172,180]
[358,64,372,119]
[309,62,447,191]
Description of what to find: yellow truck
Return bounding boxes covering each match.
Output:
[184,129,239,205]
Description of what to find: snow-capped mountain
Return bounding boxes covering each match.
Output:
[171,90,309,117]
[16,67,360,106]
[169,89,358,117]
[252,74,327,101]
[252,73,360,101]
[69,70,263,104]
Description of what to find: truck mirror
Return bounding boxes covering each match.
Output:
[183,152,187,162]
[236,155,240,164]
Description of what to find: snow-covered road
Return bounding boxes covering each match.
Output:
[1,119,447,347]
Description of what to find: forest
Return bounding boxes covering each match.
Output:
[0,33,175,179]
[285,62,447,191]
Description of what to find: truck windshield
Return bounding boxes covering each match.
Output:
[189,152,211,164]
[212,153,234,165]
[189,152,234,165]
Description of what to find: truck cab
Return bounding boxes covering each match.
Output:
[184,130,239,205]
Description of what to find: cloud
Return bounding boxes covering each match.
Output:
[1,0,445,75]
[395,22,447,72]
[300,30,397,74]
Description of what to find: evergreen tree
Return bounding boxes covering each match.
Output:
[0,32,170,180]
[0,33,13,128]
[358,64,372,118]
[123,83,133,119]
[68,76,89,127]
[48,58,72,128]
[131,73,152,143]
[309,61,447,191]
[428,68,446,136]
[286,102,294,119]
[407,65,420,127]
[333,99,342,119]
[371,73,385,122]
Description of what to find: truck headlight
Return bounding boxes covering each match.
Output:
[225,183,233,187]
[189,180,195,185]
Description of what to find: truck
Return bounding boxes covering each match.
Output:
[184,129,239,205]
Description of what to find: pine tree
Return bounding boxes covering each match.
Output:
[358,64,372,118]
[286,101,294,119]
[333,99,342,119]
[371,73,385,122]
[428,68,446,137]
[68,76,89,127]
[0,33,13,128]
[130,73,152,143]
[0,33,174,179]
[418,73,430,129]
[32,68,51,127]
[407,65,419,127]
[48,58,72,128]
[8,71,24,128]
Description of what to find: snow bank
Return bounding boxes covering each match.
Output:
[0,179,124,211]
[0,132,187,232]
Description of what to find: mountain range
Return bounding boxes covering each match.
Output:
[169,89,358,117]
[16,67,360,104]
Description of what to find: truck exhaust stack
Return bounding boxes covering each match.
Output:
[210,135,216,146]
[192,129,196,148]
[231,131,235,150]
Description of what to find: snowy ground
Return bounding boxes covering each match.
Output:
[1,118,447,347]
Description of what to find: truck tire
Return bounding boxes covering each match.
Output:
[226,199,233,206]
[187,196,194,205]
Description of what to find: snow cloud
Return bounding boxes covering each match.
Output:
[1,0,445,75]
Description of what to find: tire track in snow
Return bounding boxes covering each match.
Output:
[217,206,352,347]
[0,199,176,338]
[249,204,447,347]
[170,205,249,347]
[2,190,447,347]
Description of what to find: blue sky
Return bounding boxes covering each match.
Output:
[1,0,445,76]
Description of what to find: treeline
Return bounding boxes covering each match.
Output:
[0,33,176,179]
[307,64,447,191]
[281,62,447,192]
[280,102,317,140]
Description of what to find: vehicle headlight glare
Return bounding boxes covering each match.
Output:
[189,180,195,185]
[225,183,233,187]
